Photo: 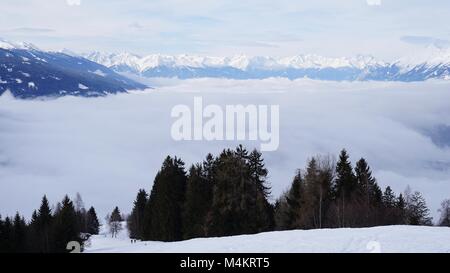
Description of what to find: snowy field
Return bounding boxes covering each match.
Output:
[1,78,450,220]
[85,225,450,253]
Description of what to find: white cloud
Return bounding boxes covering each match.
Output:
[1,79,450,221]
[66,0,81,6]
[366,0,381,6]
[401,35,450,49]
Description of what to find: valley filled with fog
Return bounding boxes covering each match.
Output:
[1,78,450,220]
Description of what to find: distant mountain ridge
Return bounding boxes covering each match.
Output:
[83,50,450,81]
[0,39,147,98]
[2,37,450,99]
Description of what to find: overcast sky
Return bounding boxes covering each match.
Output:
[1,0,450,60]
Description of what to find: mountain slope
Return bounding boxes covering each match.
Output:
[0,39,147,98]
[83,51,450,81]
[85,225,450,253]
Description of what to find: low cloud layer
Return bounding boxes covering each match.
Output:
[401,35,450,49]
[1,78,450,221]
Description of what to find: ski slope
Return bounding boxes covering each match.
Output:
[85,225,450,253]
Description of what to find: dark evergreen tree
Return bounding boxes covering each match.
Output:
[273,195,288,230]
[302,158,320,228]
[0,215,6,252]
[86,207,100,235]
[208,145,273,236]
[355,158,382,226]
[52,195,82,252]
[303,156,335,229]
[397,194,406,209]
[207,147,263,236]
[248,149,273,232]
[1,217,13,252]
[203,153,216,182]
[143,156,187,241]
[109,206,123,238]
[333,149,357,227]
[12,213,27,252]
[37,195,53,252]
[382,186,396,208]
[74,193,87,234]
[235,144,249,161]
[183,164,213,239]
[284,170,305,229]
[438,199,450,227]
[406,191,433,226]
[54,202,62,216]
[395,194,407,224]
[381,186,400,225]
[26,210,40,252]
[128,189,148,239]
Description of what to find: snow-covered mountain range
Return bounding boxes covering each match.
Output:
[2,37,450,98]
[84,49,450,81]
[0,39,147,98]
[85,52,385,71]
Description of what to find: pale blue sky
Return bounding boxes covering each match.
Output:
[1,0,449,60]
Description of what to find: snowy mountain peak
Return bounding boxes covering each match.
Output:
[82,52,386,72]
[81,50,450,81]
[0,38,147,98]
[0,38,40,51]
[58,48,82,57]
[5,38,448,82]
[398,45,450,68]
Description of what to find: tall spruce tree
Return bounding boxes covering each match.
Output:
[203,153,216,182]
[109,207,123,238]
[333,149,357,227]
[0,215,5,252]
[37,195,53,252]
[406,191,433,226]
[86,207,100,235]
[53,195,81,252]
[74,193,87,234]
[26,210,40,252]
[273,194,289,230]
[1,217,13,252]
[396,194,407,224]
[382,186,396,208]
[128,189,148,239]
[143,156,187,241]
[438,199,450,227]
[0,215,3,252]
[381,186,400,225]
[208,147,263,236]
[303,158,320,228]
[355,158,381,226]
[183,164,213,239]
[304,156,334,229]
[12,213,26,252]
[248,149,273,232]
[285,170,305,229]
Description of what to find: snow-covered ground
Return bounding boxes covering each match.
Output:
[85,225,450,253]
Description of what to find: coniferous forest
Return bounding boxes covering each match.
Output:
[1,145,449,252]
[0,194,100,253]
[127,146,443,243]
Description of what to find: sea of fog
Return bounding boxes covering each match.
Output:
[1,78,450,221]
